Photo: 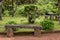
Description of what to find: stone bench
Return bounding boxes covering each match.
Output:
[45,14,59,20]
[57,16,60,24]
[5,24,42,37]
[45,14,55,20]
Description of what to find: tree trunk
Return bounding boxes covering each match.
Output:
[0,7,2,20]
[58,0,60,16]
[0,2,2,20]
[12,0,14,17]
[11,10,14,17]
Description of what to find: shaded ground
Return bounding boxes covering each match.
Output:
[0,33,60,40]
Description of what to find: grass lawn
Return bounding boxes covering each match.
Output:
[0,16,60,32]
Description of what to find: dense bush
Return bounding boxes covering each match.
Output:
[41,19,54,30]
[15,5,40,24]
[24,5,40,24]
[15,5,24,16]
[37,0,58,14]
[2,0,58,16]
[38,0,57,5]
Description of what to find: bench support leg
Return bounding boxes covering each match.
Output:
[34,28,41,37]
[7,28,14,37]
[50,15,54,20]
[45,15,48,19]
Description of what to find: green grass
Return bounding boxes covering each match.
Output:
[0,16,60,32]
[53,21,60,30]
[0,16,28,26]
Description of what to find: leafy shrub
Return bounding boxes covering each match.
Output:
[6,21,17,25]
[15,5,24,16]
[24,5,40,24]
[41,19,54,30]
[16,5,39,24]
[6,21,17,31]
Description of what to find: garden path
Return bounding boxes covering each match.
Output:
[0,33,60,40]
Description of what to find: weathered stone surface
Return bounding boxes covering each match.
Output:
[58,16,60,24]
[5,24,42,37]
[34,28,41,37]
[6,28,14,37]
[0,0,2,2]
[45,14,59,20]
[50,15,54,20]
[45,15,49,19]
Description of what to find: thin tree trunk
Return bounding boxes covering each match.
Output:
[58,0,60,15]
[0,1,2,20]
[58,0,60,24]
[12,0,14,17]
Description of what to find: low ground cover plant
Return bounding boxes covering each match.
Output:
[6,20,17,31]
[41,19,54,30]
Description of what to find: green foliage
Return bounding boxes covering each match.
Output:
[17,0,37,5]
[15,5,24,16]
[15,5,40,23]
[40,4,58,14]
[38,0,57,5]
[6,20,17,25]
[24,5,39,23]
[25,5,37,12]
[2,0,58,16]
[2,0,17,16]
[3,10,9,16]
[24,5,39,18]
[6,20,17,31]
[37,0,58,14]
[41,19,54,30]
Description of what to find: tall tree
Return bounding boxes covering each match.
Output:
[0,0,3,20]
[58,0,60,16]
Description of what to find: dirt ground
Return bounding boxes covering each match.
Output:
[0,33,60,40]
